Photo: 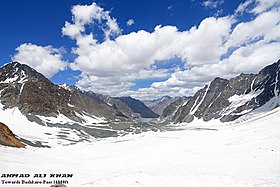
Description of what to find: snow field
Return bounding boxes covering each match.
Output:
[1,107,280,186]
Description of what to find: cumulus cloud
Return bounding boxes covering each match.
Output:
[227,8,280,48]
[251,0,280,15]
[76,68,171,97]
[12,43,68,78]
[62,0,280,100]
[68,17,233,99]
[69,17,232,97]
[126,19,135,26]
[62,2,121,40]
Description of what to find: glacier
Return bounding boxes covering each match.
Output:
[1,106,280,187]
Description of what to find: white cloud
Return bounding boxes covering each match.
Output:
[62,0,280,100]
[219,42,280,74]
[227,9,280,47]
[76,73,134,96]
[76,68,171,97]
[202,0,224,9]
[128,69,170,80]
[252,0,280,15]
[62,2,121,40]
[62,22,83,39]
[70,17,232,76]
[235,0,280,15]
[68,16,232,98]
[12,43,68,78]
[235,0,254,15]
[126,19,135,26]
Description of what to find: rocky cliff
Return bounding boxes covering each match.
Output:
[173,59,280,123]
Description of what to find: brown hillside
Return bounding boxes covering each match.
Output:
[0,122,25,148]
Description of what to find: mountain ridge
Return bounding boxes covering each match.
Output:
[171,59,280,123]
[0,62,161,146]
[0,62,158,123]
[143,95,174,115]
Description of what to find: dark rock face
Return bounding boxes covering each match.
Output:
[249,62,280,107]
[0,62,158,124]
[0,62,75,118]
[80,92,158,119]
[68,90,117,121]
[161,97,191,119]
[0,122,25,148]
[0,62,45,82]
[119,97,159,118]
[173,59,280,123]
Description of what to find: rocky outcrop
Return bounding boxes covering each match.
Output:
[173,59,280,123]
[0,122,25,148]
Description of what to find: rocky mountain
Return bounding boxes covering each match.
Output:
[173,59,280,123]
[119,96,159,118]
[0,62,112,122]
[80,92,159,119]
[144,96,174,115]
[0,62,158,122]
[2,59,280,146]
[144,95,172,107]
[161,96,191,119]
[0,122,25,148]
[0,62,160,145]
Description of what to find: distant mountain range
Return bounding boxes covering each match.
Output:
[1,59,280,147]
[144,95,174,115]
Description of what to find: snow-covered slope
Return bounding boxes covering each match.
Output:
[1,107,280,187]
[0,102,161,147]
[0,103,101,147]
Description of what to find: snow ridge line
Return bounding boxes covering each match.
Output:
[190,85,209,115]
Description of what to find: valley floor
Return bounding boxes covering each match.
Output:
[1,108,280,187]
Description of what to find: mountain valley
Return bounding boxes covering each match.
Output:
[1,59,280,147]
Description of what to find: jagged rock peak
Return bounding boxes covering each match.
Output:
[59,83,80,92]
[0,61,45,83]
[160,95,172,101]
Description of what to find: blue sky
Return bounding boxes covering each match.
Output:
[1,0,280,100]
[0,0,242,63]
